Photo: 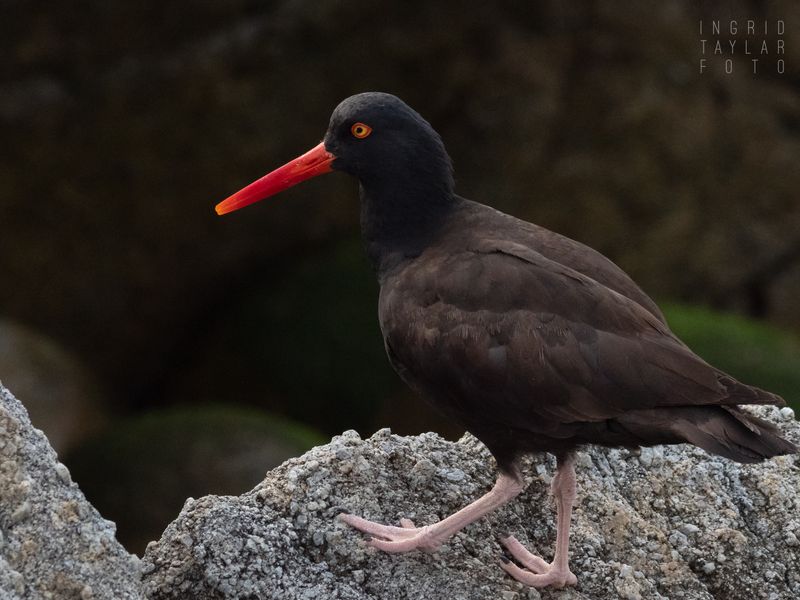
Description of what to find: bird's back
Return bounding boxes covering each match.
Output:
[450,199,666,323]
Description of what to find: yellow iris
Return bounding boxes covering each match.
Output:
[351,123,372,139]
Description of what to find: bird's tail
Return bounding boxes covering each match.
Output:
[675,405,797,463]
[615,405,797,463]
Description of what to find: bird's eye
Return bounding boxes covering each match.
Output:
[351,123,372,139]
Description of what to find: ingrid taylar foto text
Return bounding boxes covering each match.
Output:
[699,20,785,75]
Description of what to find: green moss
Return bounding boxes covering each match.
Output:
[112,403,326,452]
[662,303,800,408]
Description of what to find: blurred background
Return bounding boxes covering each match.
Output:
[1,0,799,554]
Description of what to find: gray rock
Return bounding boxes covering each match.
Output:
[142,407,800,600]
[2,377,798,599]
[0,384,143,599]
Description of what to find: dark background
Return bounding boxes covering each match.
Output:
[1,0,799,553]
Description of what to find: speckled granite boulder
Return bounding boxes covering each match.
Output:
[142,405,799,600]
[1,377,797,599]
[0,384,143,599]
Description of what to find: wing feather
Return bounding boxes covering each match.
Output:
[379,240,783,431]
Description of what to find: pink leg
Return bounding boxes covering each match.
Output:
[500,452,578,588]
[339,468,524,552]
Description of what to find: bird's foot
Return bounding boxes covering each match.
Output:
[499,535,577,589]
[338,514,442,553]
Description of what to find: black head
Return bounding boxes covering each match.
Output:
[323,92,454,193]
[215,92,454,216]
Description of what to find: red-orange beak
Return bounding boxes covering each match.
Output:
[215,141,335,215]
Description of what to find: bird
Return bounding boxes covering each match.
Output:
[215,92,797,589]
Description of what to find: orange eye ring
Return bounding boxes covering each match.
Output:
[351,122,372,139]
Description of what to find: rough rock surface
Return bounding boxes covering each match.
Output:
[142,405,800,600]
[1,376,798,599]
[0,384,143,599]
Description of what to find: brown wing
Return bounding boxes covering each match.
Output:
[379,240,783,434]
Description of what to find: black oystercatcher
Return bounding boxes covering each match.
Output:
[215,92,797,589]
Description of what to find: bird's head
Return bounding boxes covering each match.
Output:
[215,92,453,216]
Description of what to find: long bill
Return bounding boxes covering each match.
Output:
[215,141,335,215]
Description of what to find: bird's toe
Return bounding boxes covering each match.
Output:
[339,513,416,538]
[499,535,549,573]
[499,558,577,589]
[399,518,416,529]
[339,513,440,553]
[498,535,577,589]
[367,533,436,553]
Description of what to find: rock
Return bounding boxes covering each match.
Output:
[2,376,798,599]
[0,384,142,599]
[142,407,800,600]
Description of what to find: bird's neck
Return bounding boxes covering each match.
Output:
[359,179,458,278]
